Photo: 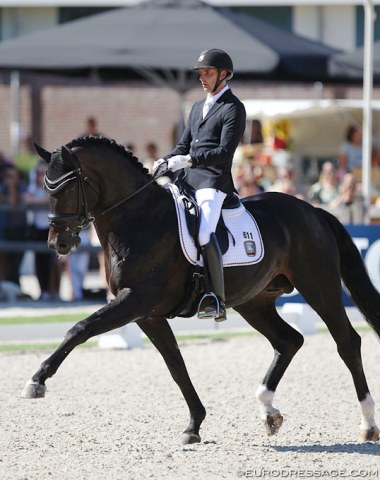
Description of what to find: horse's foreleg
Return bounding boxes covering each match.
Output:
[22,317,91,398]
[137,317,206,445]
[22,290,142,399]
[234,300,304,436]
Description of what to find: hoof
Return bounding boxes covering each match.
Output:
[359,427,380,442]
[21,381,46,399]
[181,432,201,445]
[264,412,283,436]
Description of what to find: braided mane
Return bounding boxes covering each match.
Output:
[66,135,152,178]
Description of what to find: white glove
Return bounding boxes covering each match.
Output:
[152,158,167,176]
[168,155,191,172]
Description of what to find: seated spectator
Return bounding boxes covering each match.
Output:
[24,160,61,301]
[267,165,305,200]
[0,165,27,286]
[308,161,340,206]
[235,163,265,197]
[329,172,358,209]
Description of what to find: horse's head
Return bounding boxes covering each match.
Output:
[35,143,100,255]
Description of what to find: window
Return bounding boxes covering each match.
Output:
[233,6,292,32]
[59,7,115,24]
[355,5,380,47]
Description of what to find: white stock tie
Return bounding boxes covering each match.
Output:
[202,97,213,119]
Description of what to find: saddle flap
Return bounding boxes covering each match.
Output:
[167,183,264,267]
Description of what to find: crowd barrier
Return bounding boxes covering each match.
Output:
[0,240,101,253]
[0,204,101,254]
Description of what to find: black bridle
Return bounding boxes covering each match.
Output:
[44,146,169,235]
[44,147,100,237]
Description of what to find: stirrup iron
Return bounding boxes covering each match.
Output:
[198,292,225,321]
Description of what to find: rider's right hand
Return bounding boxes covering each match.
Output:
[152,158,167,176]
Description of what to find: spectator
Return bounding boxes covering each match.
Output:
[63,118,108,301]
[82,116,103,137]
[24,160,61,301]
[339,124,362,173]
[143,142,159,170]
[0,165,27,286]
[268,165,305,200]
[330,172,358,209]
[308,161,340,206]
[250,119,264,144]
[0,151,13,244]
[235,162,264,197]
[65,227,91,301]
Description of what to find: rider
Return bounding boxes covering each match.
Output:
[153,49,246,321]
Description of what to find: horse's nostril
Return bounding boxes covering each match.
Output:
[58,242,68,250]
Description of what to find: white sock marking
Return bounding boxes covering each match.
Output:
[256,384,279,420]
[360,393,378,431]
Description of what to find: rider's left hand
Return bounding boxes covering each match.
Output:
[168,155,192,172]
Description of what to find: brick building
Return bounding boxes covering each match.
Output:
[0,1,376,161]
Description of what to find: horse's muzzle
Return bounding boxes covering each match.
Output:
[48,230,81,255]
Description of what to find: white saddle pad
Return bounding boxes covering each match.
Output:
[167,183,264,267]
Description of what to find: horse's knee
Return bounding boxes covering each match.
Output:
[277,329,304,358]
[64,321,88,344]
[292,329,304,352]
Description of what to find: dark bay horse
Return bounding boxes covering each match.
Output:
[23,136,380,444]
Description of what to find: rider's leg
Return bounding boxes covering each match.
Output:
[195,188,227,321]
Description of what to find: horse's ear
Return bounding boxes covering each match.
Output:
[61,145,73,166]
[34,143,52,163]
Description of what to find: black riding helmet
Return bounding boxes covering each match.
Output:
[192,49,234,92]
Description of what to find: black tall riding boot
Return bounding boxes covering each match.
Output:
[198,233,226,322]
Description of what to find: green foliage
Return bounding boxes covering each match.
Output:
[15,152,39,177]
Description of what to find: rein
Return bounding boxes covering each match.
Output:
[100,160,169,216]
[100,177,156,216]
[45,147,169,232]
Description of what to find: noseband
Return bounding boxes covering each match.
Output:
[44,147,100,237]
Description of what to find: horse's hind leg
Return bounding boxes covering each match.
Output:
[137,317,206,445]
[297,278,379,442]
[234,300,304,436]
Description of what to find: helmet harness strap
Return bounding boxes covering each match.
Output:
[212,69,227,93]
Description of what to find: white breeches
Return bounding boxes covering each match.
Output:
[195,188,227,246]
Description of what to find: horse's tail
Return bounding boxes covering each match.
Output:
[319,208,380,338]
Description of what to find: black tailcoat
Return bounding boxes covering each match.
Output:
[166,89,246,194]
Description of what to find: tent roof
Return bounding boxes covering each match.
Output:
[0,0,340,82]
[329,41,380,80]
[242,98,380,120]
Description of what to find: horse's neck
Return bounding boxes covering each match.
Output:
[93,183,175,245]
